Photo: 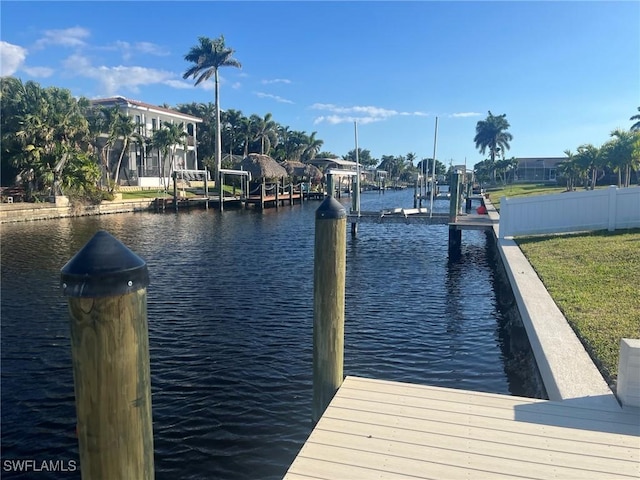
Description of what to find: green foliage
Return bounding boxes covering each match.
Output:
[0,77,93,195]
[474,111,513,163]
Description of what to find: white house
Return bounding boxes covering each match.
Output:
[91,96,203,188]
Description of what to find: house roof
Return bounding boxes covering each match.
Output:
[91,96,203,123]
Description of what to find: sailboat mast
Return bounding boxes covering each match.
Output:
[353,121,361,214]
[429,116,439,217]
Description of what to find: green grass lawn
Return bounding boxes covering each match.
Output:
[484,183,639,386]
[121,185,239,200]
[485,184,566,211]
[516,228,640,386]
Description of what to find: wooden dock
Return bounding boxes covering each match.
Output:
[347,210,496,230]
[284,376,640,479]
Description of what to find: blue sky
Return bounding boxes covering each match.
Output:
[1,1,638,167]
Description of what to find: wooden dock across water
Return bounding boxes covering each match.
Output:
[347,210,496,230]
[284,376,640,480]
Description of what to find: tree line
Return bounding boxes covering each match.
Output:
[471,110,640,188]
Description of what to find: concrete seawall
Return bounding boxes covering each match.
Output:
[485,198,621,411]
[0,199,156,224]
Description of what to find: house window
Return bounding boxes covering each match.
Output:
[152,118,157,131]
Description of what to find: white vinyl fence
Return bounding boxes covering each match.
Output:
[499,185,640,239]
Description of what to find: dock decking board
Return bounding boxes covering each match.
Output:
[284,376,640,480]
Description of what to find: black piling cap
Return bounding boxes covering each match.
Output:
[60,230,149,298]
[316,196,346,220]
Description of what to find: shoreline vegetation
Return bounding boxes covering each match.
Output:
[487,184,640,387]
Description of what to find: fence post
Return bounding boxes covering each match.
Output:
[312,197,346,422]
[60,231,154,479]
[607,185,617,231]
[499,196,509,239]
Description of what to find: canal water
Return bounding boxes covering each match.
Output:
[1,189,542,479]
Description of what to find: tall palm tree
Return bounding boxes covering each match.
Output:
[183,35,241,182]
[630,107,640,132]
[474,111,513,181]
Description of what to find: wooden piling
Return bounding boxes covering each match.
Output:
[275,178,280,209]
[172,172,178,212]
[220,172,225,212]
[60,231,154,479]
[204,167,209,210]
[326,174,334,198]
[313,197,347,422]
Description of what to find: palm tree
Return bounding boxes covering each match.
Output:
[250,113,278,155]
[301,131,324,163]
[558,150,579,191]
[630,107,640,132]
[474,111,513,181]
[604,129,639,187]
[183,35,241,182]
[112,111,143,189]
[575,144,601,189]
[150,122,188,191]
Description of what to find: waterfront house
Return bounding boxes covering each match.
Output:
[514,157,564,183]
[91,96,203,188]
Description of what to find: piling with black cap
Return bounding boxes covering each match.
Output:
[60,230,154,479]
[312,197,347,422]
[448,171,463,258]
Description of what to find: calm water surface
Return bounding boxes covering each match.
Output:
[1,190,538,479]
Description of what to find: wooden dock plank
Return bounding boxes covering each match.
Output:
[284,376,640,480]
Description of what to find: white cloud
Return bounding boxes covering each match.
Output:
[23,66,54,78]
[231,82,242,89]
[0,41,27,76]
[261,78,291,85]
[113,41,170,61]
[311,103,428,125]
[451,112,482,118]
[163,79,195,89]
[35,27,90,49]
[254,91,294,104]
[62,54,176,96]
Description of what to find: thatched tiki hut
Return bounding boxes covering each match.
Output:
[281,160,323,183]
[238,153,287,181]
[238,153,289,209]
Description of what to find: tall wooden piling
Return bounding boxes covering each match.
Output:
[326,173,334,198]
[204,167,209,210]
[219,172,225,212]
[448,171,463,258]
[60,231,154,479]
[313,197,346,422]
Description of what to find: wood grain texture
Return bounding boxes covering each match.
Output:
[313,214,346,422]
[68,289,154,480]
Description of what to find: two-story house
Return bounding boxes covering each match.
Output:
[91,96,203,188]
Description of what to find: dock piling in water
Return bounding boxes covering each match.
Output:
[313,197,347,422]
[60,231,154,479]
